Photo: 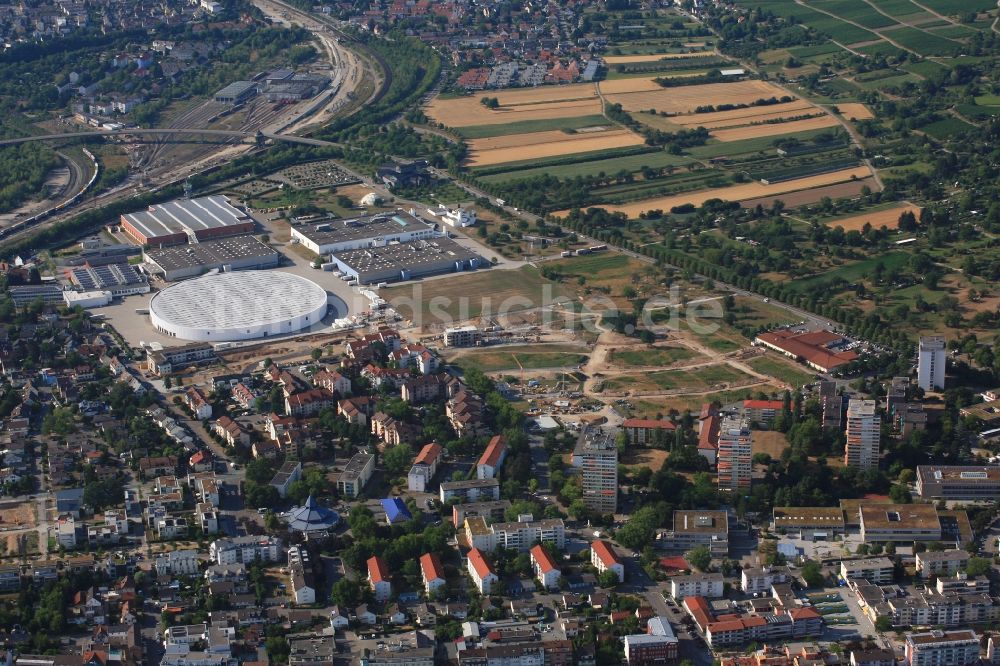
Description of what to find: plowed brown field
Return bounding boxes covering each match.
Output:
[555,165,873,217]
[466,128,645,166]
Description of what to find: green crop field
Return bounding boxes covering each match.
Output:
[918,0,995,12]
[921,116,976,139]
[929,24,979,39]
[689,128,841,159]
[888,26,963,56]
[477,150,695,184]
[470,145,656,173]
[874,0,934,21]
[810,0,896,29]
[455,115,610,139]
[856,72,921,91]
[903,60,950,77]
[855,43,908,59]
[788,43,842,59]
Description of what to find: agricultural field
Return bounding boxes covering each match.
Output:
[426,84,601,128]
[710,115,839,142]
[560,165,872,218]
[836,103,874,120]
[819,203,921,231]
[603,79,791,114]
[466,127,645,167]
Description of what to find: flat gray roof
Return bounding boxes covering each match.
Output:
[145,236,276,272]
[215,80,257,98]
[123,195,248,239]
[293,211,432,246]
[333,237,482,275]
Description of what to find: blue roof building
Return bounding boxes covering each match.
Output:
[381,497,412,525]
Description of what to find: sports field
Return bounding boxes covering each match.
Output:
[558,165,872,217]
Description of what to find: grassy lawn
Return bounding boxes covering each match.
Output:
[449,344,589,372]
[381,265,570,324]
[747,355,816,388]
[609,346,698,367]
[789,251,911,291]
[603,363,753,392]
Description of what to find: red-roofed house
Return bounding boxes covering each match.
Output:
[408,442,443,492]
[477,435,507,479]
[420,553,446,596]
[591,540,624,583]
[622,418,676,445]
[185,386,212,419]
[189,449,212,472]
[467,548,498,594]
[754,330,858,373]
[530,544,561,589]
[367,556,391,602]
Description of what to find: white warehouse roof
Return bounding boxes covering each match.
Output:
[149,271,328,342]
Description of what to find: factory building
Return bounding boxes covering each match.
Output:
[329,237,485,285]
[144,236,280,281]
[119,195,254,247]
[289,211,437,256]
